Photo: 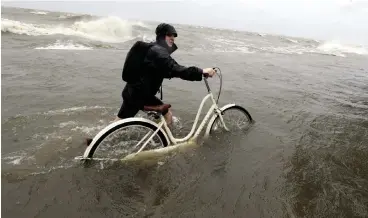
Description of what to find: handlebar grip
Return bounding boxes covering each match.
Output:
[203,67,217,79]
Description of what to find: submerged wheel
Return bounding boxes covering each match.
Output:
[209,105,253,134]
[84,120,169,161]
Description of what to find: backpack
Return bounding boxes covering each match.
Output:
[122,41,154,83]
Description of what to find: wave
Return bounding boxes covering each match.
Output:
[316,40,368,57]
[34,40,93,50]
[30,11,48,15]
[256,45,306,55]
[283,37,299,44]
[259,42,368,57]
[58,14,94,21]
[1,16,139,43]
[208,35,368,57]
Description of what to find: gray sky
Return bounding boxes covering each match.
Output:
[2,0,368,45]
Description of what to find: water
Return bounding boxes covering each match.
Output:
[2,6,368,218]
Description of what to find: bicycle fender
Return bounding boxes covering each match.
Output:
[204,103,236,138]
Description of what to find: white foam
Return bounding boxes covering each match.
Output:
[213,47,255,54]
[70,16,133,42]
[71,125,105,134]
[285,38,298,43]
[30,11,48,15]
[172,116,180,124]
[43,106,108,115]
[30,164,75,176]
[208,37,255,54]
[2,152,35,165]
[235,47,255,53]
[3,155,24,165]
[259,45,306,55]
[208,34,367,57]
[35,40,93,50]
[132,21,149,28]
[209,37,247,47]
[1,16,136,43]
[248,41,367,57]
[58,13,76,19]
[59,121,78,128]
[316,40,368,56]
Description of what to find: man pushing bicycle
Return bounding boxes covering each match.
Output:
[86,23,216,146]
[118,23,216,125]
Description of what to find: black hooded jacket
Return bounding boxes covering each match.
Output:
[122,39,203,108]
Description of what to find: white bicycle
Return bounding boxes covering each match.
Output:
[76,68,253,162]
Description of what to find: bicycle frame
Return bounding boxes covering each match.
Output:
[112,78,230,157]
[78,75,236,161]
[153,78,229,145]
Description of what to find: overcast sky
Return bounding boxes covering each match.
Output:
[2,0,368,45]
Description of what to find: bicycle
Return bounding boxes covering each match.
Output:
[75,67,253,162]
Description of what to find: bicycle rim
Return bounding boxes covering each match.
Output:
[210,106,252,134]
[91,124,166,162]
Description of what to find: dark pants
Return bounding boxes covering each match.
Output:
[117,94,165,119]
[118,83,168,118]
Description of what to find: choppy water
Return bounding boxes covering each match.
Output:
[2,6,368,218]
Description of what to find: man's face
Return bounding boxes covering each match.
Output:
[165,34,175,47]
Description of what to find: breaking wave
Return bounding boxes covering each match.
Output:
[208,35,368,57]
[58,14,94,21]
[30,11,48,15]
[316,40,368,57]
[1,16,140,43]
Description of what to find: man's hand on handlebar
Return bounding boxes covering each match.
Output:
[203,68,216,78]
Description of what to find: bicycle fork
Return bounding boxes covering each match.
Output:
[215,108,230,132]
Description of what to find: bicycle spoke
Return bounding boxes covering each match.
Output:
[136,122,163,154]
[210,106,252,134]
[133,130,152,149]
[93,124,164,160]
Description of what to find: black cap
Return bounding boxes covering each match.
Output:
[155,23,177,37]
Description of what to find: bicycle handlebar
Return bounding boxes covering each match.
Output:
[204,76,211,92]
[203,67,222,103]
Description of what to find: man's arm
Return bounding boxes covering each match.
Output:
[148,45,203,81]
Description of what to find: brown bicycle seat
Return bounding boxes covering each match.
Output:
[143,104,171,114]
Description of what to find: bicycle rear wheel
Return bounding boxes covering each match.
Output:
[83,120,169,162]
[209,105,253,134]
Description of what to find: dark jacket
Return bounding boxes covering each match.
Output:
[123,39,203,107]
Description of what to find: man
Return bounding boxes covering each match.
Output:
[116,23,216,125]
[85,23,215,146]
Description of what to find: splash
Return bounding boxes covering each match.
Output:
[317,40,368,56]
[1,16,139,43]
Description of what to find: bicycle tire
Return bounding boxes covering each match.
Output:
[84,120,169,159]
[209,105,253,134]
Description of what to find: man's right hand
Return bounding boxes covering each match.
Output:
[203,68,216,77]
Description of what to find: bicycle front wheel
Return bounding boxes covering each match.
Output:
[84,120,169,162]
[209,105,253,134]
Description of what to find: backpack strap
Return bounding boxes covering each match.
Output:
[158,85,163,100]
